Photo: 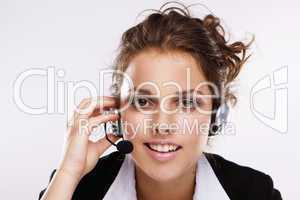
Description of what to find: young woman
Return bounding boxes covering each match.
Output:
[39,2,282,200]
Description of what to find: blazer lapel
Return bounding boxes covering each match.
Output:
[193,153,230,199]
[103,153,230,200]
[103,154,137,200]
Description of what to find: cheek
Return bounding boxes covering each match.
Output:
[177,114,210,151]
[177,113,211,136]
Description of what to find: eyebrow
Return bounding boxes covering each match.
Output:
[132,87,204,97]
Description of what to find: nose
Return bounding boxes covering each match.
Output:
[153,123,171,135]
[152,110,174,136]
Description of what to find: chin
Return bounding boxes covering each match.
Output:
[149,165,185,182]
[132,146,191,183]
[137,159,185,182]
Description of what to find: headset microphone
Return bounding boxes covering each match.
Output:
[103,108,133,154]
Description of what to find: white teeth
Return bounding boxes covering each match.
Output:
[149,144,179,152]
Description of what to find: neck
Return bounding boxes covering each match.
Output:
[135,164,197,200]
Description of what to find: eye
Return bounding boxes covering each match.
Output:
[181,98,195,108]
[178,98,202,110]
[131,96,153,109]
[137,98,148,107]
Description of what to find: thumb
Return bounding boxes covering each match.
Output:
[91,134,121,157]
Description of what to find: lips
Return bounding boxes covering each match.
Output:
[143,141,182,162]
[144,142,182,153]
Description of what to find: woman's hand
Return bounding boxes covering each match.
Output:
[40,96,120,200]
[58,96,120,179]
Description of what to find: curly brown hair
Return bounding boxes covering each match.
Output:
[110,1,254,135]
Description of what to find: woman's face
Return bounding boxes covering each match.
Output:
[119,49,212,182]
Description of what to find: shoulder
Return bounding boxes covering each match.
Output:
[204,152,282,200]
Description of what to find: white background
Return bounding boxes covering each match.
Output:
[0,0,299,199]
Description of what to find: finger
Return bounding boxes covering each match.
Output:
[62,114,119,171]
[68,114,118,140]
[85,113,119,136]
[74,96,118,121]
[67,96,118,132]
[88,133,120,158]
[66,111,115,157]
[84,133,119,174]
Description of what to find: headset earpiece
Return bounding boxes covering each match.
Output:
[209,102,230,137]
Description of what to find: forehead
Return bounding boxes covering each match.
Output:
[124,49,209,95]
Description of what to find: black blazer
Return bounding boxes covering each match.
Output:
[39,151,282,200]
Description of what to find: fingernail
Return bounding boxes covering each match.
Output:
[103,108,119,115]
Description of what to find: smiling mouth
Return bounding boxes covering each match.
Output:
[144,143,182,153]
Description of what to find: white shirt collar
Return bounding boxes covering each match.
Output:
[103,153,230,200]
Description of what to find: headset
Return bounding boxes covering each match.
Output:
[209,101,230,136]
[103,108,133,154]
[103,99,230,155]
